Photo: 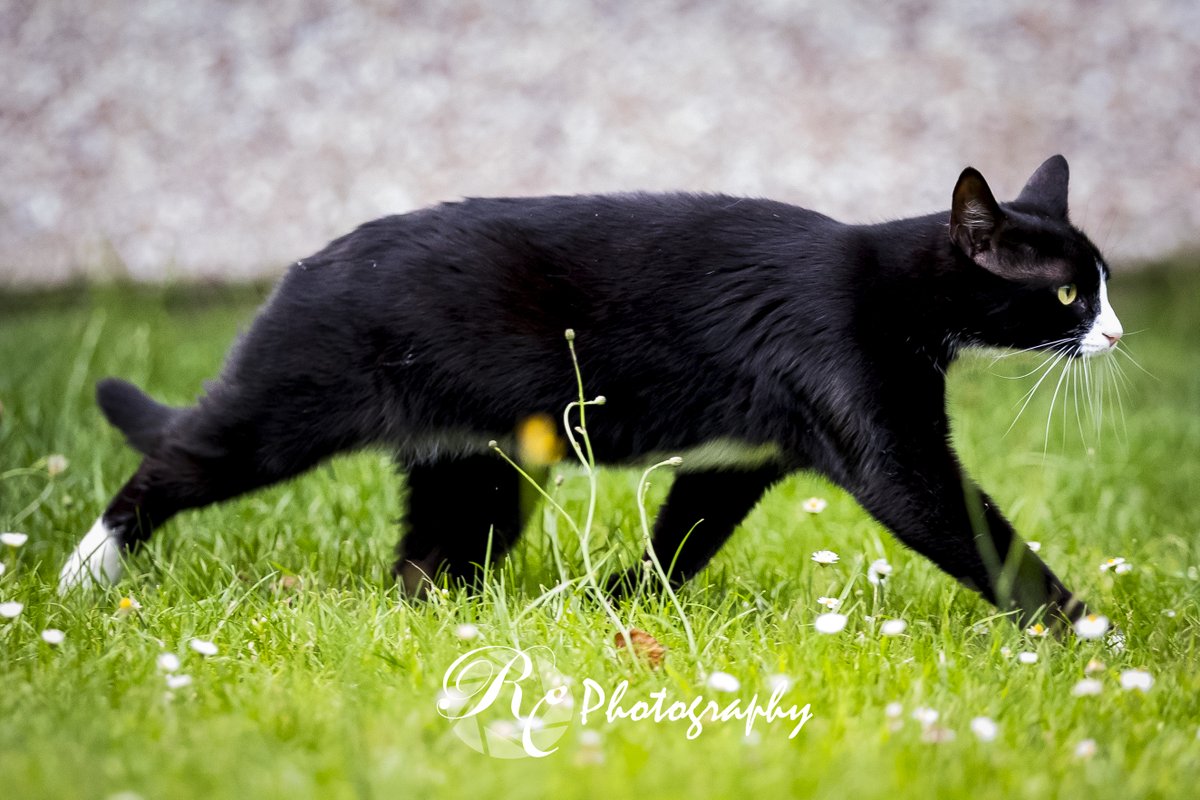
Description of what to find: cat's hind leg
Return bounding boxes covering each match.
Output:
[395,453,529,596]
[59,378,354,592]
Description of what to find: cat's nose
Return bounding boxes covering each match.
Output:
[1102,331,1122,347]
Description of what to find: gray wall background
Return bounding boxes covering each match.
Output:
[2,0,1198,285]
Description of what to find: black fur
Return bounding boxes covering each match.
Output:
[87,155,1112,627]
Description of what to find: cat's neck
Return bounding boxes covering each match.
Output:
[853,212,982,367]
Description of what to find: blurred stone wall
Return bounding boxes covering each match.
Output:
[2,0,1198,285]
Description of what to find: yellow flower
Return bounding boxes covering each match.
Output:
[517,414,566,465]
[117,596,141,614]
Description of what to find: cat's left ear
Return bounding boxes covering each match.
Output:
[1014,154,1070,218]
[950,167,1005,264]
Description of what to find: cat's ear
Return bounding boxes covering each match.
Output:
[950,167,1005,263]
[1014,154,1070,218]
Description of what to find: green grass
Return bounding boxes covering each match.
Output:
[1,268,1199,800]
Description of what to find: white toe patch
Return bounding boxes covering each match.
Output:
[58,517,123,593]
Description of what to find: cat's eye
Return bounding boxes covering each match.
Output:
[1056,283,1078,305]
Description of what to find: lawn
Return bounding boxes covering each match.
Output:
[1,266,1198,799]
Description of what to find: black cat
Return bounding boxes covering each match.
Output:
[60,155,1122,629]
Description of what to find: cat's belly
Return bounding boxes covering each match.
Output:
[396,431,781,473]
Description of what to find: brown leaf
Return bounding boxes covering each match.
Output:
[615,627,666,669]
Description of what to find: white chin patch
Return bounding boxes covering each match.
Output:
[58,517,124,593]
[1079,263,1123,357]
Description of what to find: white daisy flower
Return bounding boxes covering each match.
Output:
[1074,738,1097,759]
[46,454,69,476]
[1099,557,1131,574]
[117,596,141,614]
[1027,541,1042,553]
[157,653,181,672]
[884,701,903,719]
[436,687,469,714]
[41,628,66,645]
[0,532,28,548]
[516,714,544,733]
[766,674,792,694]
[706,671,740,693]
[165,674,193,690]
[867,558,893,585]
[189,638,218,656]
[1085,659,1106,674]
[1026,623,1048,638]
[811,550,839,565]
[814,612,847,634]
[911,706,939,727]
[0,601,23,618]
[1074,614,1110,640]
[1119,669,1153,692]
[817,596,841,610]
[921,726,956,743]
[1000,646,1013,658]
[1018,651,1038,664]
[970,716,999,742]
[880,619,907,637]
[1071,678,1103,697]
[802,497,828,514]
[454,623,479,641]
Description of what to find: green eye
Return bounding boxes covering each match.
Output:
[1056,283,1078,305]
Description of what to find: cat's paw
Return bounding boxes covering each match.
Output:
[58,517,123,595]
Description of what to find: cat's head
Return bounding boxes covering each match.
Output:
[948,155,1122,358]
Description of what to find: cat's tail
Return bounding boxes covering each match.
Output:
[96,378,182,455]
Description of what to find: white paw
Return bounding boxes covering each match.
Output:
[58,518,124,593]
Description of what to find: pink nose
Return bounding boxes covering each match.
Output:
[1102,332,1122,346]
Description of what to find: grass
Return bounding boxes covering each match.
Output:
[1,267,1199,800]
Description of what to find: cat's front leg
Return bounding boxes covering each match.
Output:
[845,448,1086,630]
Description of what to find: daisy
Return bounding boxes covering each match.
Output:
[436,687,470,714]
[911,707,939,727]
[117,596,141,614]
[706,671,740,693]
[1119,669,1153,692]
[867,558,893,585]
[880,619,907,637]
[766,674,792,694]
[157,653,181,672]
[1084,659,1105,674]
[1017,651,1038,664]
[165,674,193,690]
[454,623,480,641]
[802,497,828,514]
[817,596,841,610]
[811,550,839,565]
[41,629,66,645]
[1071,678,1103,697]
[0,601,23,618]
[0,532,28,548]
[1026,623,1048,637]
[1074,739,1097,759]
[46,454,69,476]
[814,612,847,634]
[1074,614,1109,640]
[884,701,903,719]
[1100,557,1132,575]
[189,638,218,656]
[970,716,999,742]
